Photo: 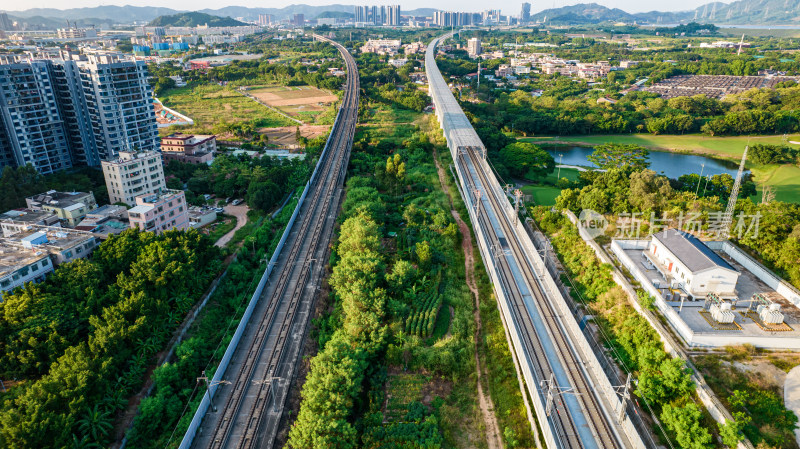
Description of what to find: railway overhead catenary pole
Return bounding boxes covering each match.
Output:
[426,31,648,449]
[179,35,359,449]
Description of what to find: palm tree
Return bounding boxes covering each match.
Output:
[71,434,101,449]
[76,404,113,444]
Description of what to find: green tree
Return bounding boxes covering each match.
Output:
[660,403,713,449]
[499,142,555,179]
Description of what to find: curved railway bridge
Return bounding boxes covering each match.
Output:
[426,32,648,449]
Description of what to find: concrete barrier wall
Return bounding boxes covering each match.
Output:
[177,72,345,449]
[707,241,800,307]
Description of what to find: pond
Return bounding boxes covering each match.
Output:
[542,145,745,179]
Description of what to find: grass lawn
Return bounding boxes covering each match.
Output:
[158,83,295,135]
[521,134,800,204]
[521,184,562,206]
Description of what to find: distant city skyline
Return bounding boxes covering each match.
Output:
[2,0,733,17]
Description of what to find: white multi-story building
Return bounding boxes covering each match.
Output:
[128,189,189,234]
[102,150,166,206]
[468,38,482,58]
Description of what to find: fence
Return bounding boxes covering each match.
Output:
[564,212,754,449]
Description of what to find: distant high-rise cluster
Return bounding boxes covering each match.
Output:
[354,5,401,26]
[0,51,158,175]
[292,14,305,27]
[520,2,531,23]
[257,14,272,26]
[433,11,476,26]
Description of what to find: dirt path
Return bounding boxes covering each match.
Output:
[433,149,503,449]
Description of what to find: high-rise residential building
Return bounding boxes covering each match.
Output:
[0,52,157,174]
[257,14,272,26]
[0,60,74,174]
[355,6,367,23]
[128,189,189,234]
[78,53,159,160]
[0,13,14,31]
[520,2,531,23]
[388,5,401,26]
[101,150,166,206]
[468,37,482,57]
[292,14,305,27]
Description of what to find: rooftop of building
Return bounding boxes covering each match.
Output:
[85,204,128,219]
[26,190,94,209]
[652,229,738,274]
[102,150,161,165]
[0,209,57,223]
[0,225,94,253]
[162,133,216,146]
[134,189,185,207]
[0,244,49,279]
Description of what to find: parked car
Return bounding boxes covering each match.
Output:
[231,199,243,206]
[214,207,224,213]
[225,197,232,203]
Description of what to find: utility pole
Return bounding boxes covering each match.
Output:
[693,163,705,200]
[556,153,563,179]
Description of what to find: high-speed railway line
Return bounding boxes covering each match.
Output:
[180,35,359,449]
[426,32,646,449]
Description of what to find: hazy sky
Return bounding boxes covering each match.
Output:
[1,0,730,15]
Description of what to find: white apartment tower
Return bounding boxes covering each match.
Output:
[79,53,159,160]
[468,38,482,57]
[0,52,158,173]
[101,150,166,206]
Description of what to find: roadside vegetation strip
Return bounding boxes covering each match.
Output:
[434,144,536,448]
[530,207,732,449]
[124,200,299,448]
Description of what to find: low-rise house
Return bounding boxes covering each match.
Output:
[188,206,217,228]
[161,133,217,165]
[0,225,97,298]
[75,205,130,239]
[26,191,97,227]
[128,189,189,235]
[645,229,740,298]
[0,247,53,299]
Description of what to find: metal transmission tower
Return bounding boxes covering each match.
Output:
[720,146,748,239]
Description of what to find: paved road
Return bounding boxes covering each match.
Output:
[215,205,249,247]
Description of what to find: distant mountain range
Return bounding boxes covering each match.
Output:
[530,3,692,25]
[2,1,799,28]
[147,12,247,27]
[1,4,437,27]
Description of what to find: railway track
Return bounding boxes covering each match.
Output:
[191,36,359,449]
[424,31,641,449]
[458,147,622,449]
